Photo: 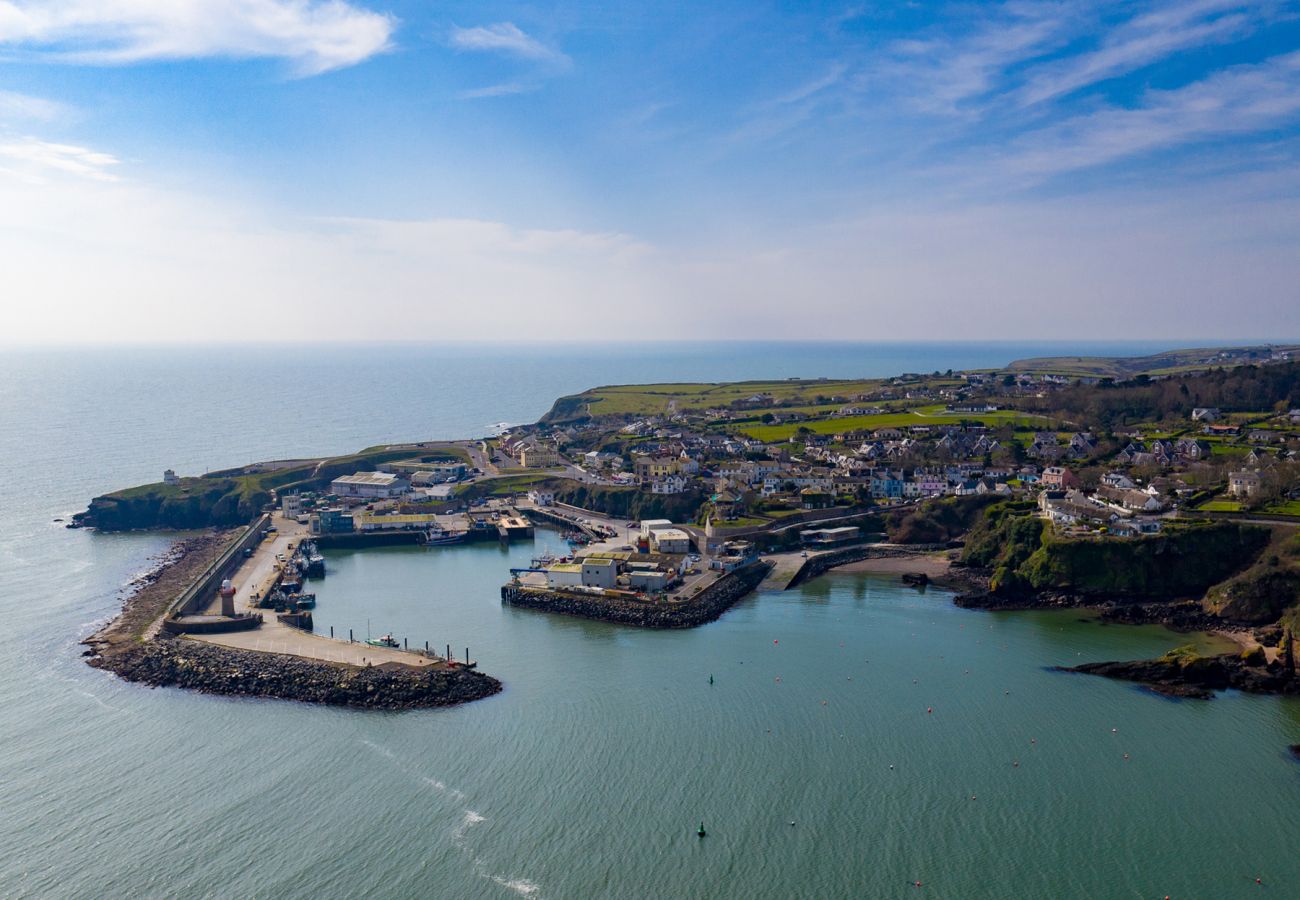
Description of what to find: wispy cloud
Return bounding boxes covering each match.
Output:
[449,22,569,66]
[0,0,394,75]
[1002,50,1300,179]
[1017,0,1268,106]
[0,136,119,180]
[459,82,535,100]
[0,89,67,122]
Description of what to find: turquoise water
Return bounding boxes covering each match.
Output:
[2,342,1297,898]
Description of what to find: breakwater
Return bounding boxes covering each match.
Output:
[501,561,772,628]
[93,636,501,709]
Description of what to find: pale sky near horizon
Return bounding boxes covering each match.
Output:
[2,1,1300,343]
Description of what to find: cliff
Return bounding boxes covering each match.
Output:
[961,506,1270,604]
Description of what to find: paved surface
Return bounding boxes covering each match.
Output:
[193,513,442,668]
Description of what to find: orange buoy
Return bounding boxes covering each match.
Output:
[927,707,933,714]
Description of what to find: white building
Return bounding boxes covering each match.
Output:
[281,493,304,518]
[162,468,179,485]
[527,489,555,507]
[640,519,674,540]
[330,471,410,499]
[545,563,584,589]
[651,528,691,554]
[580,558,619,589]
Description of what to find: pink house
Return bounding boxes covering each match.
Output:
[1041,466,1079,490]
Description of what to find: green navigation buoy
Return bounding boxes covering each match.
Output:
[697,821,706,837]
[709,674,714,685]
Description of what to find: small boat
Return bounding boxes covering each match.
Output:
[365,633,400,649]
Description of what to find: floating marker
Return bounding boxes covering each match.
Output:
[697,821,706,837]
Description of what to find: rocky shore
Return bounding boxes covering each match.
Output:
[954,571,1229,632]
[1060,650,1300,700]
[502,561,772,628]
[91,637,501,709]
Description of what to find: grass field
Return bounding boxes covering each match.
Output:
[1198,499,1243,512]
[1262,500,1300,517]
[740,408,1050,441]
[544,376,980,421]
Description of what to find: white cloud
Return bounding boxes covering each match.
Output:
[0,0,394,75]
[1003,50,1300,179]
[2,152,1299,344]
[459,82,534,100]
[449,22,568,65]
[0,136,118,180]
[1017,0,1263,106]
[0,89,67,122]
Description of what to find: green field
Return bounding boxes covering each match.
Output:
[541,376,981,422]
[740,408,1050,442]
[1198,500,1243,512]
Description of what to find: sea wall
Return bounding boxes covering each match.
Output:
[173,514,271,616]
[785,544,949,590]
[93,637,502,709]
[501,562,772,628]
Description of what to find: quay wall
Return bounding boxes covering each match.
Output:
[161,614,263,636]
[501,561,771,628]
[172,514,271,616]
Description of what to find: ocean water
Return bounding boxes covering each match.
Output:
[1,341,1298,899]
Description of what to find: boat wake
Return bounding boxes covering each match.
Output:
[361,740,543,897]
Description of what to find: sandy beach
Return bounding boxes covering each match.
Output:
[832,552,954,579]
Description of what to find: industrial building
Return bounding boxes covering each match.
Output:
[650,528,691,554]
[330,471,410,499]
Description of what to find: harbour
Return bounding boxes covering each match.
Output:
[7,342,1300,898]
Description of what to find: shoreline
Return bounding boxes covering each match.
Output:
[84,532,503,710]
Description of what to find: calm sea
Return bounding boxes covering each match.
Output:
[1,341,1297,899]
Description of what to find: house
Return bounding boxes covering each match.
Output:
[1191,408,1221,422]
[1100,472,1135,489]
[650,474,690,494]
[519,446,560,468]
[527,489,555,507]
[1228,471,1262,498]
[1041,466,1079,490]
[162,468,179,485]
[800,488,835,509]
[634,455,680,480]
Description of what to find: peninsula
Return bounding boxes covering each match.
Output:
[77,344,1300,707]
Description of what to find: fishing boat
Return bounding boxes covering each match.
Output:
[425,527,465,546]
[365,633,400,649]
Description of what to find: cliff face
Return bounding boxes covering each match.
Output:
[1017,523,1270,599]
[962,505,1271,606]
[77,480,268,531]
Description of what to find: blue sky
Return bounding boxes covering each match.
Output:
[2,0,1300,342]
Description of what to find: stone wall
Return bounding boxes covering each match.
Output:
[785,544,949,590]
[501,562,772,629]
